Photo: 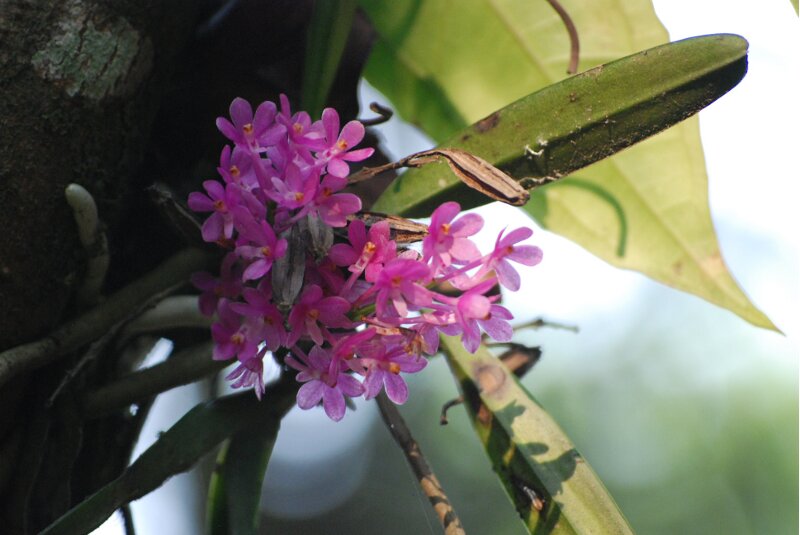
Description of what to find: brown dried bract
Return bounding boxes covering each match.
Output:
[408,148,530,206]
[348,211,429,244]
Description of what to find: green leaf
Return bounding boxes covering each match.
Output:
[440,336,634,534]
[363,0,775,330]
[371,35,748,216]
[207,425,280,535]
[41,382,296,535]
[791,0,798,16]
[302,0,359,118]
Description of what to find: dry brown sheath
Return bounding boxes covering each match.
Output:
[408,148,530,206]
[348,211,429,243]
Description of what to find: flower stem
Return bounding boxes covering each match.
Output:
[375,392,467,535]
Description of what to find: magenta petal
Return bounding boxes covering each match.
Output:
[451,213,484,236]
[397,355,427,373]
[320,193,361,226]
[307,344,329,369]
[495,260,521,291]
[432,202,460,226]
[254,100,276,128]
[204,180,226,199]
[384,374,409,405]
[439,323,461,336]
[242,259,269,281]
[322,108,340,141]
[508,245,543,266]
[188,192,214,212]
[327,158,349,178]
[341,147,374,162]
[450,237,481,262]
[328,243,358,266]
[461,323,481,353]
[261,124,286,145]
[460,293,491,318]
[481,316,513,342]
[229,97,253,127]
[295,371,312,382]
[338,373,364,397]
[406,284,433,307]
[337,192,362,213]
[391,295,408,317]
[306,321,324,345]
[201,214,223,242]
[322,386,346,421]
[297,381,325,410]
[501,227,533,246]
[490,304,514,320]
[363,371,383,399]
[348,220,367,247]
[340,120,365,146]
[216,118,239,141]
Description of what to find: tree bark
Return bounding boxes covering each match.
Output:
[0,1,196,530]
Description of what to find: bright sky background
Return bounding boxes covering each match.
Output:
[94,2,798,533]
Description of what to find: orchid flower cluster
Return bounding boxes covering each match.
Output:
[189,96,543,421]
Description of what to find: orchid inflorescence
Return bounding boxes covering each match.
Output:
[188,96,543,421]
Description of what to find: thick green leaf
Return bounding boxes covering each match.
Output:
[302,0,359,118]
[362,0,775,330]
[791,0,798,16]
[440,336,633,534]
[42,382,296,535]
[371,35,748,216]
[207,425,280,535]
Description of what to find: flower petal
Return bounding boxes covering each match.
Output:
[384,373,409,404]
[297,381,325,410]
[322,386,346,421]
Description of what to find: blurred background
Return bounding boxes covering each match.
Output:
[96,1,798,533]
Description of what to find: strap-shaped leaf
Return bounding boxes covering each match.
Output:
[42,381,296,535]
[371,34,746,215]
[207,425,280,535]
[369,32,775,330]
[440,335,633,534]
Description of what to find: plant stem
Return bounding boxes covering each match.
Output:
[82,342,226,418]
[0,248,216,390]
[375,393,466,535]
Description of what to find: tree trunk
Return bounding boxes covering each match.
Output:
[0,1,196,531]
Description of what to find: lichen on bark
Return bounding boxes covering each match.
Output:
[31,1,153,100]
